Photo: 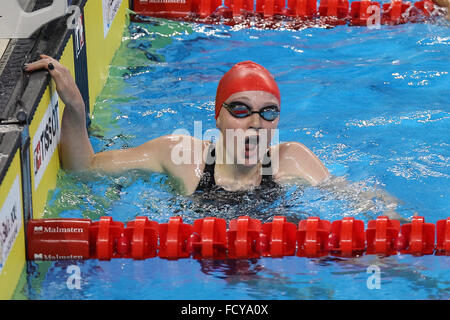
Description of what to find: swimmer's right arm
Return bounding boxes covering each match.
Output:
[432,0,450,19]
[24,55,180,174]
[25,55,95,170]
[318,175,412,223]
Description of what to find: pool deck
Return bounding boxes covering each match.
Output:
[0,39,10,60]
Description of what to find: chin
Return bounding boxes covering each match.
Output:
[238,154,260,167]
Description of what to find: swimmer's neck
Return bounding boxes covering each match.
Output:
[215,162,262,182]
[213,139,263,185]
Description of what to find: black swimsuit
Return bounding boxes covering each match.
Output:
[195,144,278,192]
[188,144,294,223]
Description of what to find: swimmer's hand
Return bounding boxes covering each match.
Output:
[432,0,450,19]
[24,55,206,191]
[432,0,448,8]
[318,176,412,224]
[24,55,93,170]
[24,54,84,108]
[358,188,412,223]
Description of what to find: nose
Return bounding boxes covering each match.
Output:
[248,112,262,130]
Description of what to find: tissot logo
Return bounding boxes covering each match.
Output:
[33,101,59,175]
[74,14,85,58]
[32,92,60,189]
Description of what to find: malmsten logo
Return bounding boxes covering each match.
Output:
[33,226,84,234]
[33,253,84,260]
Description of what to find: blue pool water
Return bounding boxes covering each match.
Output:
[18,13,450,299]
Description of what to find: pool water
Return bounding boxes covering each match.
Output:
[14,12,450,299]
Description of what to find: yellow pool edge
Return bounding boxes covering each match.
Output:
[0,0,129,300]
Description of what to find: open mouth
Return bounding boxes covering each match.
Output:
[244,136,259,158]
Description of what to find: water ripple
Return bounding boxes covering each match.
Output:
[346,110,450,127]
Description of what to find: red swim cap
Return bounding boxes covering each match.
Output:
[215,61,280,119]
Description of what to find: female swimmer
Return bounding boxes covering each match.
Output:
[24,56,408,221]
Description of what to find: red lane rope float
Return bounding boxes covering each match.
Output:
[26,215,450,261]
[319,0,350,25]
[288,0,318,18]
[89,217,125,260]
[350,0,381,26]
[260,216,297,257]
[158,216,193,259]
[189,217,228,259]
[227,216,262,259]
[297,217,331,257]
[328,217,365,257]
[414,0,435,16]
[396,216,436,255]
[436,217,450,256]
[27,219,91,260]
[366,216,400,256]
[123,216,158,259]
[132,0,437,28]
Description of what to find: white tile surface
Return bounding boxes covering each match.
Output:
[0,39,10,60]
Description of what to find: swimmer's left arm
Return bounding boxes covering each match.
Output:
[276,142,331,186]
[433,0,448,7]
[278,142,409,222]
[432,0,450,19]
[317,176,412,223]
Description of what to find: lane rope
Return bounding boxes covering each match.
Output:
[27,215,450,260]
[131,0,440,29]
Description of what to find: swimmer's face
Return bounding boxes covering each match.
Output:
[216,91,280,166]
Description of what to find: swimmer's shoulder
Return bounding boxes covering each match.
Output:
[271,142,330,186]
[140,134,210,163]
[142,134,211,195]
[180,138,213,195]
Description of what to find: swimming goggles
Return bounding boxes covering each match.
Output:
[222,102,280,121]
